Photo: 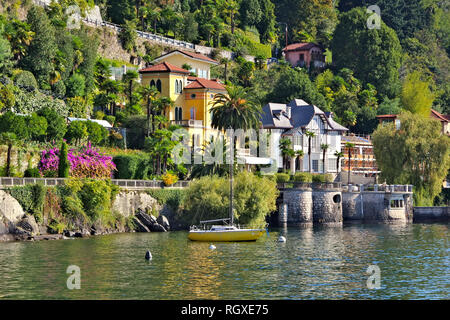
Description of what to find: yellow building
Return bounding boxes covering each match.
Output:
[138,50,226,149]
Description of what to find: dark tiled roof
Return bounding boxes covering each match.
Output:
[261,99,348,133]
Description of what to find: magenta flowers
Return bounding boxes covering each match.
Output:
[39,142,116,178]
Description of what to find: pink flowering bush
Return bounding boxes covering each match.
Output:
[39,142,116,178]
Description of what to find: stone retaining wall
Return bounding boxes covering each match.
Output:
[413,207,449,221]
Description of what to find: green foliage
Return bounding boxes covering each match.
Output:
[85,120,108,146]
[146,189,186,212]
[14,70,38,91]
[274,172,290,183]
[113,154,151,179]
[293,172,312,182]
[65,120,88,145]
[183,172,278,228]
[331,7,402,98]
[311,174,333,183]
[401,72,435,116]
[62,178,120,227]
[37,107,67,141]
[58,141,70,178]
[24,167,41,178]
[65,73,86,98]
[8,183,46,223]
[20,5,57,88]
[372,112,450,206]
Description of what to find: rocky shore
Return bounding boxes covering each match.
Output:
[0,189,179,242]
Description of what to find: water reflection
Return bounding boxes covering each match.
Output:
[0,223,448,299]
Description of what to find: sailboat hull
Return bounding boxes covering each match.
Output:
[188,229,264,242]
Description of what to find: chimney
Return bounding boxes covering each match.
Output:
[286,106,291,119]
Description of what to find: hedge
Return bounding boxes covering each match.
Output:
[113,154,151,179]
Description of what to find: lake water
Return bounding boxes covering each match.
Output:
[0,223,448,300]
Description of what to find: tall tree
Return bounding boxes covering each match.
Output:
[372,112,450,205]
[21,6,57,89]
[305,131,315,173]
[331,7,402,98]
[401,71,435,117]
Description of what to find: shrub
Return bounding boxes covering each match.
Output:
[183,172,278,228]
[24,167,41,177]
[161,172,178,186]
[312,174,333,183]
[65,121,88,145]
[14,70,38,91]
[147,189,186,211]
[85,120,108,146]
[93,111,105,120]
[65,73,86,98]
[104,115,115,127]
[275,172,290,183]
[293,172,312,182]
[113,154,151,179]
[58,141,70,178]
[8,183,46,222]
[37,107,67,141]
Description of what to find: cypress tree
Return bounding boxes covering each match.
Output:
[58,141,70,178]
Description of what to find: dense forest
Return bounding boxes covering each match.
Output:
[0,0,448,138]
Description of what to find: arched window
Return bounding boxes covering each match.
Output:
[150,80,155,88]
[175,107,182,121]
[179,80,183,92]
[175,80,179,94]
[190,107,196,120]
[156,79,162,92]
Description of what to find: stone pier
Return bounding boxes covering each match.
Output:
[278,183,414,226]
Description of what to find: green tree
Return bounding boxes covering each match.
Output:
[37,107,67,141]
[372,112,450,205]
[122,70,139,108]
[239,0,262,28]
[65,120,88,145]
[139,85,160,137]
[65,73,86,98]
[331,7,402,98]
[0,132,17,177]
[305,131,315,173]
[401,72,435,117]
[279,137,294,171]
[210,85,262,131]
[58,140,70,178]
[345,142,355,184]
[20,5,57,89]
[26,113,48,141]
[85,120,108,146]
[320,143,329,174]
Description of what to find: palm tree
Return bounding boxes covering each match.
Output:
[154,96,174,129]
[296,150,304,172]
[122,70,139,108]
[5,20,34,62]
[139,85,159,137]
[334,150,344,173]
[305,131,316,173]
[279,137,293,171]
[345,142,355,184]
[210,85,261,131]
[0,132,17,177]
[320,143,329,174]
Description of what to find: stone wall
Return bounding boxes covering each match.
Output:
[281,187,313,225]
[414,207,449,221]
[0,146,40,175]
[312,189,343,224]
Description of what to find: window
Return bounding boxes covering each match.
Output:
[190,107,196,120]
[150,80,155,88]
[156,79,162,92]
[293,135,302,146]
[175,80,179,94]
[390,199,404,208]
[190,94,196,99]
[328,159,337,171]
[175,80,183,94]
[312,160,319,172]
[175,107,182,121]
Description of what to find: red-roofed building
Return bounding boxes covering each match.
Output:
[282,43,325,69]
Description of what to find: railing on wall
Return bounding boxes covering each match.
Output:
[0,177,190,189]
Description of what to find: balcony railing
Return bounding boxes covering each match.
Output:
[171,120,204,128]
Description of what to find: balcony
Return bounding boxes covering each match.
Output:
[171,119,204,128]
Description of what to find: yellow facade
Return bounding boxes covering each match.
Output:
[153,51,215,79]
[139,52,225,149]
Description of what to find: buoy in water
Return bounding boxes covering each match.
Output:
[209,244,216,250]
[145,250,152,260]
[277,236,286,243]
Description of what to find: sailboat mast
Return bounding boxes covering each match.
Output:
[229,128,234,225]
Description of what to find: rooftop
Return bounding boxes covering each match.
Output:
[152,49,219,65]
[283,43,322,52]
[138,62,190,74]
[185,77,225,90]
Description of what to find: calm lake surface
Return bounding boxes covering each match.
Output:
[0,223,448,300]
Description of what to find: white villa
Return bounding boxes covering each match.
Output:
[260,99,348,174]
